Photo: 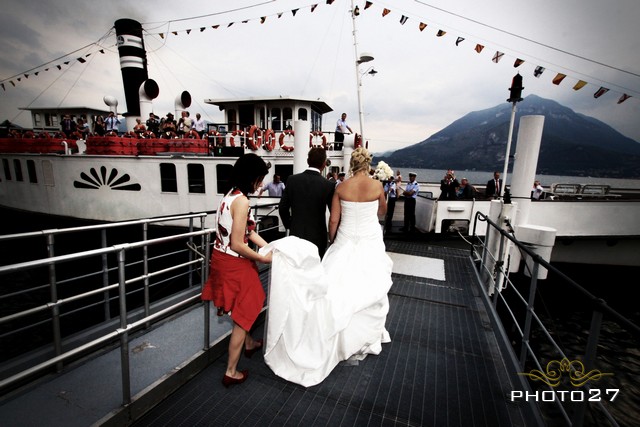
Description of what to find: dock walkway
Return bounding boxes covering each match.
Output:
[0,239,533,426]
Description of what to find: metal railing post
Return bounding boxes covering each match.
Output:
[188,217,194,288]
[101,229,111,321]
[572,308,604,427]
[143,223,150,319]
[203,232,211,350]
[519,261,540,370]
[46,233,63,371]
[116,248,131,405]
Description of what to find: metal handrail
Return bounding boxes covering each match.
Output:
[471,211,639,426]
[0,226,214,403]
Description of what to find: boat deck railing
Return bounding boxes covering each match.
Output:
[0,206,286,400]
[470,211,640,426]
[0,213,219,395]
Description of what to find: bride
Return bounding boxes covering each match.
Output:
[262,147,393,387]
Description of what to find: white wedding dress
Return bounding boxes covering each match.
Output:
[261,200,393,387]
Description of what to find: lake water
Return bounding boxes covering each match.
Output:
[385,166,640,189]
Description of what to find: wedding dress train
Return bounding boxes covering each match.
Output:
[261,201,392,387]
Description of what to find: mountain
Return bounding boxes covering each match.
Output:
[376,95,640,178]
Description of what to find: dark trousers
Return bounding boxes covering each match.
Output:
[335,132,344,142]
[385,198,396,231]
[404,197,416,231]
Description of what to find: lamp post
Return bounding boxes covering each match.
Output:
[501,73,524,198]
[351,0,373,142]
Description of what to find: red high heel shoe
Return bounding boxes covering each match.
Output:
[244,339,263,359]
[222,370,248,388]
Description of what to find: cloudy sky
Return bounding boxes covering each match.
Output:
[1,0,639,152]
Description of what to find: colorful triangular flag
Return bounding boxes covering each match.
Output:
[455,37,465,46]
[419,22,427,32]
[534,66,545,77]
[572,80,587,91]
[159,33,165,38]
[77,58,86,64]
[311,4,318,12]
[292,9,298,16]
[436,30,446,37]
[326,0,335,4]
[382,8,391,17]
[593,87,609,98]
[364,1,373,10]
[552,73,566,85]
[186,29,191,34]
[227,22,234,27]
[514,58,525,67]
[400,15,408,25]
[492,51,504,63]
[617,94,631,104]
[277,13,283,18]
[212,25,220,29]
[200,27,206,32]
[261,17,266,24]
[475,44,484,53]
[172,31,178,35]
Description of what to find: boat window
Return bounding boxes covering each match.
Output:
[228,109,237,131]
[33,113,42,128]
[283,108,293,130]
[259,108,266,129]
[311,110,321,132]
[271,108,281,131]
[13,159,23,182]
[27,160,37,184]
[188,164,205,194]
[2,159,11,180]
[45,113,59,128]
[216,164,233,195]
[298,108,308,121]
[42,161,54,186]
[160,163,178,193]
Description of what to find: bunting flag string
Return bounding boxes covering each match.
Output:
[618,94,631,104]
[573,80,587,91]
[1,0,634,106]
[594,87,609,98]
[356,0,634,105]
[552,73,567,85]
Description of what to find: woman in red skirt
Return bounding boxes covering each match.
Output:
[202,153,272,387]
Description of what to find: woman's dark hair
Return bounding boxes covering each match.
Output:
[231,153,269,195]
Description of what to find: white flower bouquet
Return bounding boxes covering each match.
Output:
[373,161,394,181]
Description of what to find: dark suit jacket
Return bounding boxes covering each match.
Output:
[279,169,335,257]
[485,178,503,197]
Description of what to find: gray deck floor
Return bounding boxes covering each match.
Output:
[132,239,530,427]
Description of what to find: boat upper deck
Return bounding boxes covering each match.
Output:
[0,238,536,426]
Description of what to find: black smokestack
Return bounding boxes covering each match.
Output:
[114,19,148,117]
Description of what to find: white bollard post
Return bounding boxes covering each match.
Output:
[293,120,311,174]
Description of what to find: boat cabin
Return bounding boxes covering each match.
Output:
[18,106,117,135]
[203,96,332,134]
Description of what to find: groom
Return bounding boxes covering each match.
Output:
[279,147,335,258]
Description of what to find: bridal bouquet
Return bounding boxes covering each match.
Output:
[373,161,394,181]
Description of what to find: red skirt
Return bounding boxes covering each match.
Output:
[202,250,265,331]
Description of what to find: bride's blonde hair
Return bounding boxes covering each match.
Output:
[349,147,372,176]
